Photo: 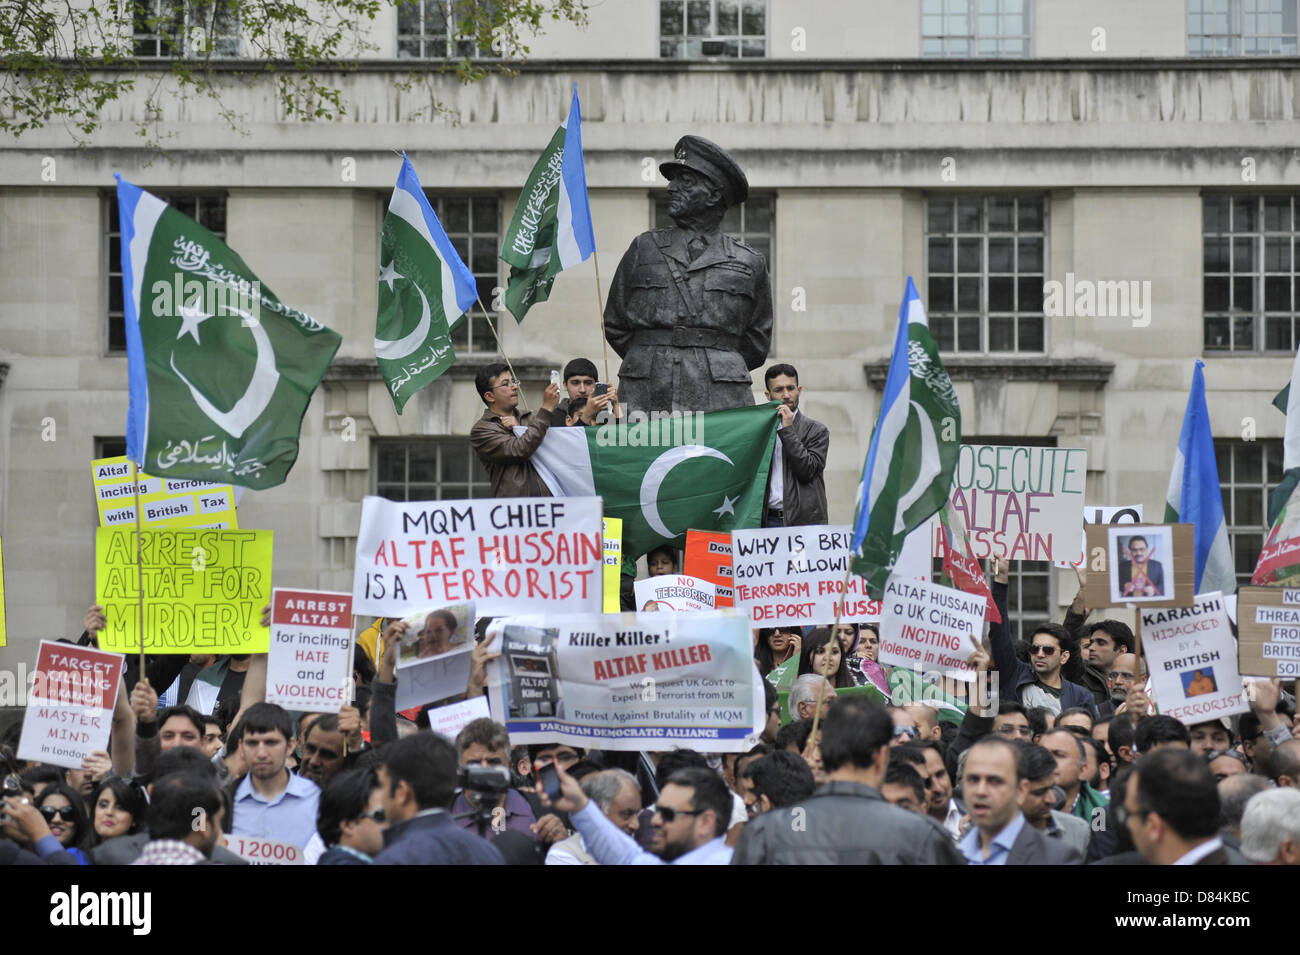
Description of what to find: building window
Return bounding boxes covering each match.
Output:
[1203,194,1300,352]
[107,191,227,353]
[1216,438,1282,589]
[1005,561,1052,642]
[922,0,1029,57]
[659,0,767,58]
[133,0,240,57]
[375,439,491,501]
[652,193,773,269]
[926,195,1046,354]
[397,0,493,57]
[1188,0,1298,55]
[95,437,128,460]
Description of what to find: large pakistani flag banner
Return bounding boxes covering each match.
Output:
[376,156,479,412]
[529,405,778,560]
[116,177,342,490]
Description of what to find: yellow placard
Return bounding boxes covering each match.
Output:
[91,456,239,530]
[602,517,622,613]
[95,527,272,653]
[0,536,7,648]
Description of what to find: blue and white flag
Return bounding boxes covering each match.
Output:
[1165,360,1236,594]
[375,154,478,412]
[500,84,596,321]
[851,278,962,597]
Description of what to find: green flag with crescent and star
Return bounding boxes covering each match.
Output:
[528,404,778,560]
[117,176,342,490]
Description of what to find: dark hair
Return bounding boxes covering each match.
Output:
[147,773,222,842]
[654,749,709,791]
[997,701,1028,719]
[353,683,373,721]
[1108,712,1138,757]
[1058,707,1095,727]
[1134,715,1190,753]
[1126,535,1149,549]
[664,767,732,838]
[1090,737,1112,770]
[1044,727,1090,763]
[567,396,588,419]
[151,745,218,784]
[239,702,295,743]
[753,629,786,676]
[1024,706,1051,739]
[967,736,1024,782]
[526,743,586,762]
[820,698,892,773]
[884,758,926,806]
[317,767,380,846]
[35,782,90,850]
[645,544,677,570]
[157,704,206,739]
[563,357,598,382]
[1018,743,1059,783]
[1133,748,1220,841]
[797,628,853,689]
[774,717,814,755]
[381,732,458,810]
[743,751,816,810]
[456,718,509,756]
[1087,619,1135,655]
[307,713,341,739]
[88,777,148,845]
[891,744,924,771]
[1268,739,1300,784]
[763,679,778,715]
[475,362,512,404]
[764,363,799,388]
[19,764,64,792]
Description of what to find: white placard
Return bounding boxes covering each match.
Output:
[633,575,716,612]
[1140,592,1249,726]
[878,578,985,682]
[265,588,354,713]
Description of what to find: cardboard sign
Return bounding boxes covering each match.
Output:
[91,456,239,530]
[1139,592,1248,725]
[1053,505,1145,569]
[224,835,304,865]
[603,517,622,613]
[426,695,491,740]
[393,644,474,711]
[17,641,125,769]
[1237,586,1300,677]
[684,529,734,607]
[731,526,882,627]
[949,445,1087,561]
[352,496,604,618]
[634,575,716,612]
[878,578,985,681]
[1083,524,1195,610]
[485,609,754,752]
[95,528,273,653]
[265,588,354,713]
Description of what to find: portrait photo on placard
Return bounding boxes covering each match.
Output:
[1109,527,1173,604]
[397,602,473,667]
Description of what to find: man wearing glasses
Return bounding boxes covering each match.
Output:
[470,362,561,498]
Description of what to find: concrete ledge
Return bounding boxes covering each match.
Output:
[864,357,1115,389]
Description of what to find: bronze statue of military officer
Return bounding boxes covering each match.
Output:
[604,136,773,415]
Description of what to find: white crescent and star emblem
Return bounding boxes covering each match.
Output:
[170,303,280,439]
[639,445,735,538]
[374,282,432,361]
[378,260,404,292]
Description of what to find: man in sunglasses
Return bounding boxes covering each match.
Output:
[317,767,389,865]
[995,624,1097,721]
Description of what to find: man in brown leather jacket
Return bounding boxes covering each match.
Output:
[469,363,561,498]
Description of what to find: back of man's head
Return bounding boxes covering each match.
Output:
[1218,773,1272,834]
[1268,738,1300,785]
[1134,715,1190,754]
[581,768,638,813]
[788,673,824,720]
[665,767,731,838]
[1239,787,1300,864]
[744,751,816,810]
[820,698,892,773]
[1018,742,1059,783]
[1134,748,1219,842]
[1108,712,1137,759]
[774,718,813,755]
[475,362,511,405]
[148,773,222,842]
[654,749,709,791]
[381,732,458,810]
[318,767,379,846]
[150,745,217,785]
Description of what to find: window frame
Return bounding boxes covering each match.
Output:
[1187,0,1299,56]
[920,0,1032,58]
[133,0,241,58]
[396,0,496,59]
[1215,437,1283,589]
[373,437,492,502]
[658,0,769,59]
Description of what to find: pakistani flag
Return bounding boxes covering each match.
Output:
[1253,350,1300,584]
[499,85,596,322]
[376,156,478,412]
[1164,360,1236,595]
[851,278,961,597]
[529,404,777,559]
[116,176,341,490]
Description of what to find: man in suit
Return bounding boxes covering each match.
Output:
[1118,535,1164,597]
[604,135,772,415]
[1124,748,1235,865]
[762,363,828,527]
[960,737,1083,864]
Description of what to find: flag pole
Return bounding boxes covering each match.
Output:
[474,298,530,414]
[807,566,854,758]
[129,460,147,681]
[592,248,610,383]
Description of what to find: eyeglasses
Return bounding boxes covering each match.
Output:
[654,805,705,823]
[995,724,1033,738]
[1113,803,1150,828]
[1030,645,1059,656]
[40,805,77,822]
[892,725,919,739]
[493,379,520,390]
[359,808,386,823]
[1205,750,1247,766]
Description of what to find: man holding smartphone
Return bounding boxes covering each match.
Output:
[470,362,561,497]
[556,358,619,427]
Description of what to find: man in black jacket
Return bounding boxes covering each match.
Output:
[762,364,828,527]
[730,696,964,864]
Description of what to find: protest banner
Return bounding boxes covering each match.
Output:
[0,536,6,647]
[426,696,492,740]
[684,529,734,607]
[17,641,125,769]
[265,588,354,713]
[91,456,239,530]
[878,578,985,681]
[1236,586,1300,677]
[603,517,622,613]
[485,609,754,752]
[396,602,473,668]
[352,496,604,618]
[393,644,474,711]
[1053,505,1145,569]
[1139,592,1248,725]
[731,526,883,627]
[948,444,1087,562]
[95,527,273,653]
[224,835,304,865]
[634,575,716,612]
[1083,523,1195,610]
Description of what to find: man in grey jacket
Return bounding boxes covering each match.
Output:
[762,363,828,527]
[731,697,964,864]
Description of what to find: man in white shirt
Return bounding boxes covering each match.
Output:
[763,364,828,528]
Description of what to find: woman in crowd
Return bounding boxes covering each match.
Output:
[797,628,855,690]
[88,776,148,847]
[34,782,92,865]
[754,627,802,677]
[850,623,891,696]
